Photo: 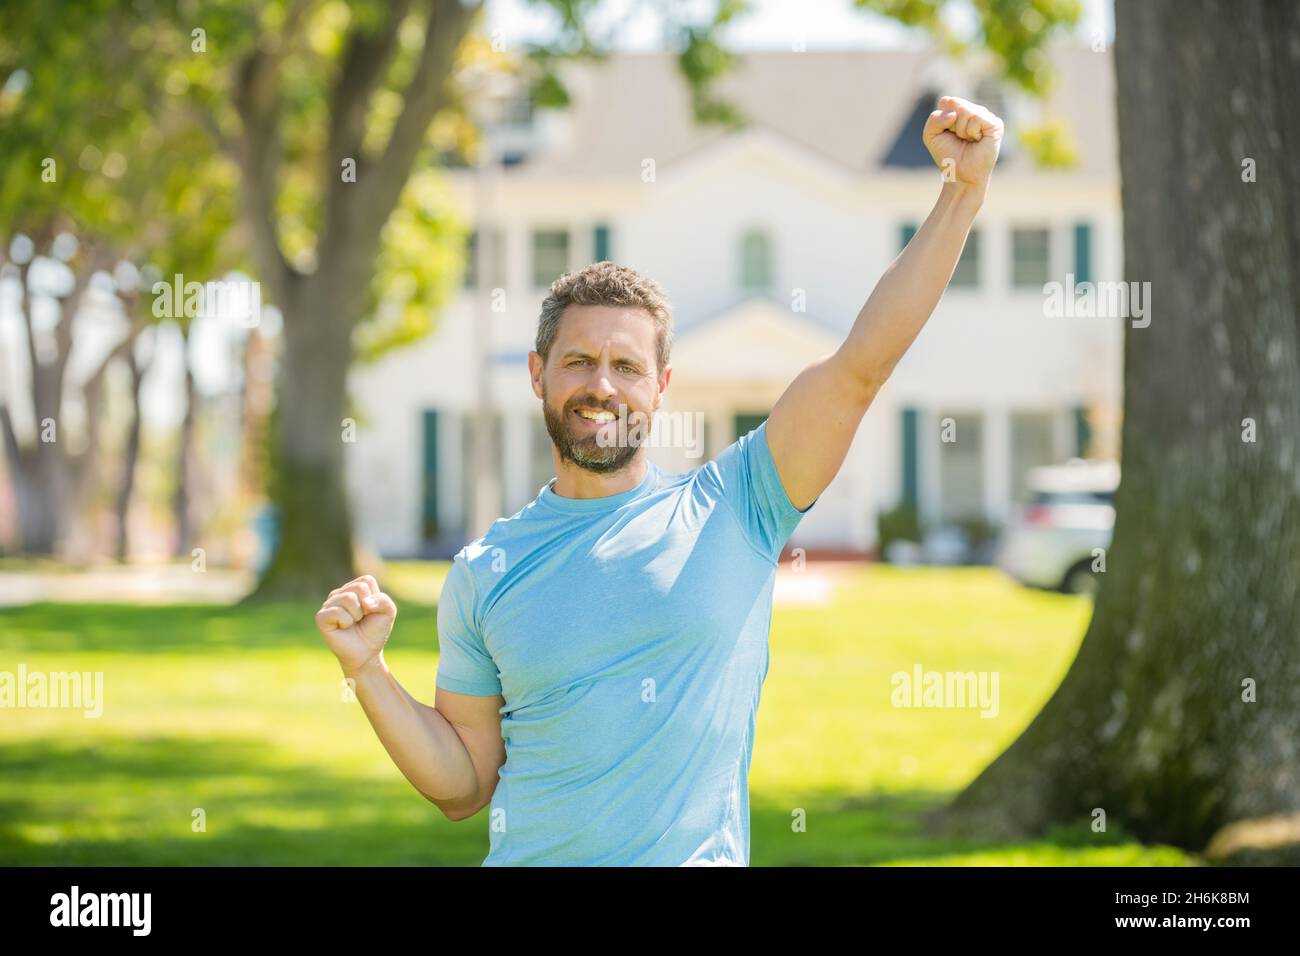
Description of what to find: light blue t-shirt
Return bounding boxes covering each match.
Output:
[434,420,814,865]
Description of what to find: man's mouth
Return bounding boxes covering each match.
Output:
[572,407,618,425]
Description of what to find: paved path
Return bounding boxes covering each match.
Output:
[0,565,253,606]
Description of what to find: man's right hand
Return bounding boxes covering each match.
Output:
[315,575,397,677]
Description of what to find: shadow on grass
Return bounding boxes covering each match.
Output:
[750,789,1187,866]
[0,734,486,866]
[0,601,441,656]
[0,734,1163,867]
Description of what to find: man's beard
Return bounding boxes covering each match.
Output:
[541,385,645,475]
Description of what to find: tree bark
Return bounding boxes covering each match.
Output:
[113,330,150,563]
[239,0,480,601]
[172,324,197,558]
[931,0,1300,858]
[246,292,358,599]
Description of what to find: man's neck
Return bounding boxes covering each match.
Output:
[549,453,649,500]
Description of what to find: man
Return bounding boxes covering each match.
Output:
[315,96,1002,865]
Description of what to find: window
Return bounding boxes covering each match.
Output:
[1073,222,1092,284]
[937,410,983,522]
[463,231,476,289]
[902,223,979,288]
[739,229,772,292]
[951,229,980,288]
[464,227,504,289]
[461,411,503,529]
[593,223,612,262]
[1010,411,1057,504]
[901,407,920,506]
[531,229,569,288]
[1011,227,1050,288]
[421,410,440,540]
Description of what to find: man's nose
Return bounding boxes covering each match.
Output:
[587,367,617,399]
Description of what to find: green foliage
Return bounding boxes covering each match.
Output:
[854,0,1082,96]
[0,0,239,336]
[877,500,922,558]
[1017,116,1080,168]
[354,169,465,363]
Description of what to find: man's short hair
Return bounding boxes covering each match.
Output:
[536,261,673,373]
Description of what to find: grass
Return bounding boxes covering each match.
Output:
[0,563,1194,866]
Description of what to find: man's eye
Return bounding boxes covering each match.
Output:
[618,365,636,374]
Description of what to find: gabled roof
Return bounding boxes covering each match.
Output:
[670,297,844,382]
[881,90,943,168]
[503,46,1116,182]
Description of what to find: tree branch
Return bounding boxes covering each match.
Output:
[317,0,481,306]
[231,0,316,308]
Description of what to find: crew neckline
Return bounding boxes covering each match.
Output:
[538,461,659,514]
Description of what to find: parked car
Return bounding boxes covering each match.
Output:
[997,459,1119,594]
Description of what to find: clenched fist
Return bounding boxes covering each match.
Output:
[923,95,1004,190]
[315,575,397,677]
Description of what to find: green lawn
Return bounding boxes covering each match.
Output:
[0,563,1193,866]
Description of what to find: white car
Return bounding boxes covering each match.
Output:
[997,459,1118,595]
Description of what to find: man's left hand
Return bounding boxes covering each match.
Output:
[923,95,1004,189]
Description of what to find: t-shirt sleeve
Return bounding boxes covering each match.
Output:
[435,554,502,696]
[697,418,816,562]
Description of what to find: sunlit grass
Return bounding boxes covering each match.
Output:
[0,563,1194,865]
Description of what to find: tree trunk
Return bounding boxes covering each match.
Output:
[113,336,150,563]
[932,0,1300,858]
[243,289,357,601]
[172,327,197,558]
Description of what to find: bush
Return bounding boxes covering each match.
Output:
[877,502,922,560]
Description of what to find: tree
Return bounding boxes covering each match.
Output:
[0,0,237,559]
[936,0,1300,863]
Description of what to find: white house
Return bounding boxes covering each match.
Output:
[345,46,1124,559]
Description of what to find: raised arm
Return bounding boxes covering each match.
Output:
[765,96,1003,511]
[315,575,506,821]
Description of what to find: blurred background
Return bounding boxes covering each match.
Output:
[6,0,1287,867]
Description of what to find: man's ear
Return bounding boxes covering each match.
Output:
[653,364,671,411]
[528,351,544,400]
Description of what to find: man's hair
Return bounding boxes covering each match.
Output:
[535,261,673,373]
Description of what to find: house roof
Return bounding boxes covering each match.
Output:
[505,46,1117,182]
[668,297,844,383]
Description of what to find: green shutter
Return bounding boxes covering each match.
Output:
[1074,222,1092,284]
[1073,405,1092,458]
[421,410,439,540]
[733,412,768,440]
[463,231,477,289]
[902,407,919,505]
[593,224,611,262]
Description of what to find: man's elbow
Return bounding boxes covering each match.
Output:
[429,789,485,822]
[439,804,479,822]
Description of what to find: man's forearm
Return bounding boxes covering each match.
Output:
[345,655,480,813]
[838,180,986,387]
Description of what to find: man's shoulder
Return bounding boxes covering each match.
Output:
[451,493,557,572]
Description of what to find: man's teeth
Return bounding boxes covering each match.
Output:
[576,409,617,421]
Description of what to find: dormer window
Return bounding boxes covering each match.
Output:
[739,228,772,293]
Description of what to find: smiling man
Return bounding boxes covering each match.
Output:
[315,96,1003,865]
